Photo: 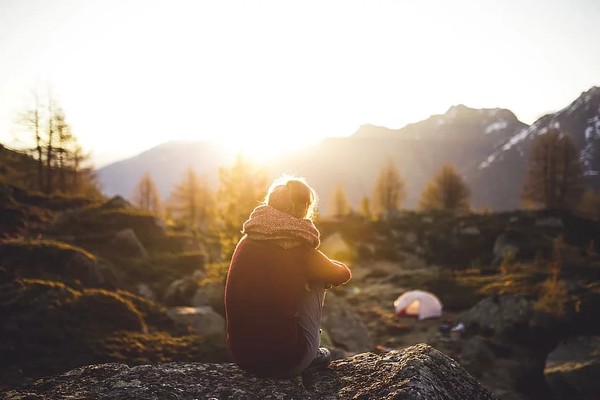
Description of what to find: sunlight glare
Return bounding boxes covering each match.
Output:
[215,130,315,161]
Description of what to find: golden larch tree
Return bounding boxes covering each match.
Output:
[418,163,470,214]
[169,167,213,232]
[330,184,351,217]
[217,155,269,257]
[132,172,162,216]
[372,159,405,219]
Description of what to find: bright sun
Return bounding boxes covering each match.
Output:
[218,134,312,161]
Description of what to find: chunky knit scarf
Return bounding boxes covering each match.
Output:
[242,205,320,249]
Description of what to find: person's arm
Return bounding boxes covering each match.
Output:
[306,249,351,287]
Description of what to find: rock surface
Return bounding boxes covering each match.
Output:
[320,292,374,353]
[3,343,495,400]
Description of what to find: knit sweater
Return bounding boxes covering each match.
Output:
[224,236,351,377]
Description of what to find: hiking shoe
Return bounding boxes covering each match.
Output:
[304,347,332,372]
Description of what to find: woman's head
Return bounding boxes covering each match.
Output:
[264,176,318,220]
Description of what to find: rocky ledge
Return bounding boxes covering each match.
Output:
[3,344,494,400]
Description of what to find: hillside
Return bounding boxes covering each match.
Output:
[96,87,600,212]
[0,144,37,188]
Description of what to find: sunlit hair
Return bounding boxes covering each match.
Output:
[264,176,318,220]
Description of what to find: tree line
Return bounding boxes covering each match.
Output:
[330,128,599,220]
[132,126,599,251]
[131,155,268,258]
[329,160,471,219]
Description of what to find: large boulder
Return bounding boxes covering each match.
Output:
[163,273,203,306]
[492,233,520,265]
[545,336,600,400]
[191,281,226,316]
[110,229,148,258]
[458,294,557,344]
[0,239,113,287]
[166,306,225,336]
[2,344,495,400]
[453,294,573,399]
[321,292,373,353]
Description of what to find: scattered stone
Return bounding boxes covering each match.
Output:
[493,233,520,264]
[166,306,225,336]
[163,275,201,306]
[535,217,564,228]
[101,196,133,210]
[405,231,418,244]
[111,229,148,258]
[461,226,481,235]
[136,283,156,301]
[191,281,225,316]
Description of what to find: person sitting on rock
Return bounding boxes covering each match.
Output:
[225,176,352,378]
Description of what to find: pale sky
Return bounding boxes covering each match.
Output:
[0,0,599,166]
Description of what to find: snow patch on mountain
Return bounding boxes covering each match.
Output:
[581,115,600,176]
[484,120,508,134]
[479,88,600,171]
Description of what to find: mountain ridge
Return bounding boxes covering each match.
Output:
[97,87,600,212]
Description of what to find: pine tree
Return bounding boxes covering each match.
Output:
[132,172,162,216]
[522,129,583,210]
[330,184,351,217]
[418,163,470,214]
[372,159,405,219]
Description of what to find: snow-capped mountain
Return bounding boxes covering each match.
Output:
[480,87,600,174]
[473,87,600,209]
[97,87,600,212]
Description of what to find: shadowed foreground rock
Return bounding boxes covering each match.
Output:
[4,344,495,400]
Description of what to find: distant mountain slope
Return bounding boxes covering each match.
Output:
[268,106,526,210]
[473,86,600,209]
[97,87,600,212]
[97,141,234,199]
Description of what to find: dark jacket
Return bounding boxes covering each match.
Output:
[224,236,351,376]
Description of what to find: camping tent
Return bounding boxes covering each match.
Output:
[394,290,443,320]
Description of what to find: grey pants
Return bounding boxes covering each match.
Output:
[278,283,326,378]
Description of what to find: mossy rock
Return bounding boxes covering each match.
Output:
[66,288,146,334]
[0,239,105,287]
[0,277,229,387]
[0,278,145,385]
[1,279,146,336]
[52,206,166,251]
[115,289,175,331]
